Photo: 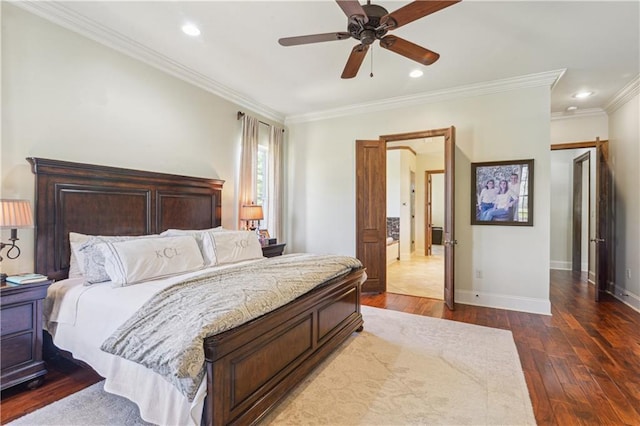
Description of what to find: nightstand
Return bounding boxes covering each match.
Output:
[262,242,286,258]
[1,280,52,391]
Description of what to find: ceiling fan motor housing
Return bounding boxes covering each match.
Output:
[348,4,389,45]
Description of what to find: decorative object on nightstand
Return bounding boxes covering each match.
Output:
[258,229,270,246]
[240,203,263,232]
[262,242,286,258]
[5,273,48,286]
[0,199,34,283]
[1,279,53,390]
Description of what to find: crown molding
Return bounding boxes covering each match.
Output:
[604,74,640,114]
[550,108,607,121]
[12,0,285,123]
[285,69,566,125]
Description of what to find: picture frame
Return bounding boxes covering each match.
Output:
[259,229,270,239]
[471,159,534,226]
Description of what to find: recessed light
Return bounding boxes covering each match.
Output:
[573,91,593,99]
[567,106,578,111]
[181,23,201,37]
[409,69,423,78]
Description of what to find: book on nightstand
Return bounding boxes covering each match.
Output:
[5,273,49,285]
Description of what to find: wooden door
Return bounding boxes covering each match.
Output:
[425,171,433,256]
[356,140,387,293]
[593,138,612,301]
[443,127,456,310]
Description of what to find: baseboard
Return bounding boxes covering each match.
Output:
[550,261,571,271]
[608,284,640,314]
[455,290,551,315]
[550,260,589,273]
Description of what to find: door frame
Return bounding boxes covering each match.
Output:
[551,139,612,301]
[364,127,456,309]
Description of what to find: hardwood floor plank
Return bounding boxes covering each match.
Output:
[522,369,555,426]
[1,358,102,423]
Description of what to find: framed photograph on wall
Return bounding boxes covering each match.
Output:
[471,159,534,226]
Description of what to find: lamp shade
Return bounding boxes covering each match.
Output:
[0,199,34,228]
[240,204,264,221]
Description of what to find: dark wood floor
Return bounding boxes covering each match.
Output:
[2,270,639,425]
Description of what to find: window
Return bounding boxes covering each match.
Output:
[256,124,270,229]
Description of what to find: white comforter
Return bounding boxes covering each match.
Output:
[44,260,261,426]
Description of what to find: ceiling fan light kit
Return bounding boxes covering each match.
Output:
[278,0,461,79]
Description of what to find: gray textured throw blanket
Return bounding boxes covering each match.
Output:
[100,253,362,401]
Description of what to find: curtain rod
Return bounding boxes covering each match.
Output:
[237,111,285,132]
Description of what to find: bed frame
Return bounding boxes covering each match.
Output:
[29,157,364,426]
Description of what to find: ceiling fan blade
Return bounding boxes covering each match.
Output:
[341,44,369,79]
[381,0,460,30]
[279,32,352,46]
[336,0,369,24]
[379,35,440,65]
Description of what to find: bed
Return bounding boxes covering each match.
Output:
[29,157,365,426]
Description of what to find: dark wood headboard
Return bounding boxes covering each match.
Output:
[28,158,224,280]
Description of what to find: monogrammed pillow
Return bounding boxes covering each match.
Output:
[100,235,204,286]
[211,230,264,265]
[161,229,217,266]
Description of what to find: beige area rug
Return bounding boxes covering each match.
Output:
[10,306,535,426]
[387,245,444,299]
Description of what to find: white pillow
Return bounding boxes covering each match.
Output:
[69,232,91,278]
[212,226,233,232]
[100,235,204,287]
[211,230,264,265]
[78,234,159,284]
[161,228,218,266]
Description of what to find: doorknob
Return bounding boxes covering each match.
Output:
[590,238,605,243]
[443,239,458,246]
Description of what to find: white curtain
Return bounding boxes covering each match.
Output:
[238,114,259,229]
[267,125,284,239]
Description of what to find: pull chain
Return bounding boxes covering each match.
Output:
[370,45,374,78]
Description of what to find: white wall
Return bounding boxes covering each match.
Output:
[287,86,552,314]
[399,149,415,260]
[0,5,283,275]
[608,91,640,312]
[431,174,445,230]
[386,150,401,217]
[551,112,609,143]
[415,152,444,253]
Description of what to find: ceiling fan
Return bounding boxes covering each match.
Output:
[278,0,461,79]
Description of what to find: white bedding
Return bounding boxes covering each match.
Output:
[44,260,262,426]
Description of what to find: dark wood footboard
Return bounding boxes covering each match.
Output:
[202,268,365,426]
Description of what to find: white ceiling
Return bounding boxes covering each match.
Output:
[19,1,640,122]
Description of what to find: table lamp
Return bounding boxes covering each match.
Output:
[240,204,263,232]
[0,199,34,283]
